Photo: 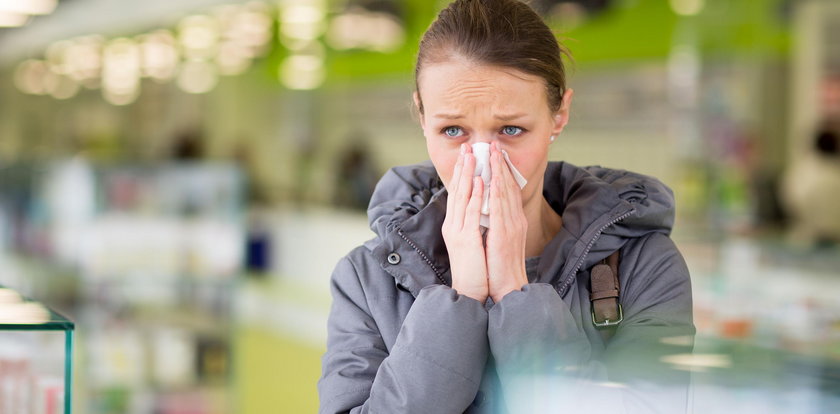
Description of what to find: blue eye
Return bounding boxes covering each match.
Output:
[502,126,523,136]
[443,126,464,137]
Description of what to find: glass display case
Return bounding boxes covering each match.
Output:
[1,161,243,413]
[0,286,74,414]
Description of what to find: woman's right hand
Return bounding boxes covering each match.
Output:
[442,144,489,303]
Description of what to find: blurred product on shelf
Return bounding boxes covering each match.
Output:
[781,121,840,245]
[0,334,65,414]
[332,137,379,211]
[82,163,244,281]
[678,237,840,413]
[690,238,840,356]
[243,218,272,276]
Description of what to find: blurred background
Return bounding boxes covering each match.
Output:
[0,0,839,413]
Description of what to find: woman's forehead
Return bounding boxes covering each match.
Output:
[420,59,543,87]
[419,61,547,113]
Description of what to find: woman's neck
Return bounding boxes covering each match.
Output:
[522,195,563,258]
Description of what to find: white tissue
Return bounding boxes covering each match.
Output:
[471,142,528,228]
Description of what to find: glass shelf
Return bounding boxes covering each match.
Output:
[0,286,74,414]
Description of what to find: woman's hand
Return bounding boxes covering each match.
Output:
[485,142,529,303]
[442,144,489,302]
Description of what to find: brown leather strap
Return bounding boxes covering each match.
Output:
[590,251,621,326]
[590,289,619,301]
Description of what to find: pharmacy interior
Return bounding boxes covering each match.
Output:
[1,0,839,413]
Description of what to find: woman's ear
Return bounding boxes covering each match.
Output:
[413,91,426,129]
[552,88,574,136]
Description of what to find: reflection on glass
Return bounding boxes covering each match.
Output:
[0,288,23,304]
[661,353,733,372]
[0,0,58,15]
[0,302,50,324]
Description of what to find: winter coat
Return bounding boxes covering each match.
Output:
[318,161,695,413]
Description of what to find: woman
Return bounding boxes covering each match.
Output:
[319,0,695,412]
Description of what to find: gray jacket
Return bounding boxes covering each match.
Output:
[318,161,695,413]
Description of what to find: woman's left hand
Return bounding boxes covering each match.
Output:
[485,142,529,303]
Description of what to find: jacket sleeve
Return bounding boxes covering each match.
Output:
[318,256,490,414]
[487,233,695,413]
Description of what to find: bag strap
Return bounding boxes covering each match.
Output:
[590,250,622,338]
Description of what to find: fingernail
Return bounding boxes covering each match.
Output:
[460,144,466,155]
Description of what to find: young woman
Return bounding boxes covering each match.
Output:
[319,1,695,412]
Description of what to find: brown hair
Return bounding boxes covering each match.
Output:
[415,0,570,114]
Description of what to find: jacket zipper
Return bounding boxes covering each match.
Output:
[557,207,636,297]
[396,229,449,286]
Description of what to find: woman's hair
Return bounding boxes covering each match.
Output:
[415,0,570,114]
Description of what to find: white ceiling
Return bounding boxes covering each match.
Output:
[0,0,245,65]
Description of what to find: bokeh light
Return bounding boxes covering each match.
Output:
[177,59,218,94]
[326,7,405,52]
[101,37,141,105]
[138,30,180,82]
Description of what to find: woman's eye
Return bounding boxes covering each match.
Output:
[502,126,523,136]
[443,126,464,137]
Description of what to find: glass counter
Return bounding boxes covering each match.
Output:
[0,286,74,414]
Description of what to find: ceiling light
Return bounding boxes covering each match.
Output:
[0,0,57,15]
[177,60,218,94]
[0,11,29,27]
[279,54,324,90]
[14,59,49,95]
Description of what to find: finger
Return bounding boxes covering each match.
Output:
[446,145,466,217]
[489,183,505,235]
[489,146,510,232]
[495,149,527,242]
[487,146,508,239]
[464,176,483,231]
[452,151,476,228]
[494,144,525,231]
[495,145,522,207]
[451,144,470,194]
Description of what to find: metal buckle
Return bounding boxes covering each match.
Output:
[591,304,623,328]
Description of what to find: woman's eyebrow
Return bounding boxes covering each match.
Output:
[432,113,528,121]
[494,113,528,121]
[433,113,464,120]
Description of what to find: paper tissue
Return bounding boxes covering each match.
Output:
[471,142,528,228]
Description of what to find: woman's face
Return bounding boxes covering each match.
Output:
[415,58,572,207]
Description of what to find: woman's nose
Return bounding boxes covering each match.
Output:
[469,135,494,145]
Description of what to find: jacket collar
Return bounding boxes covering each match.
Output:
[366,161,675,298]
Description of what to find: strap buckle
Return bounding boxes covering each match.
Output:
[591,303,623,328]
